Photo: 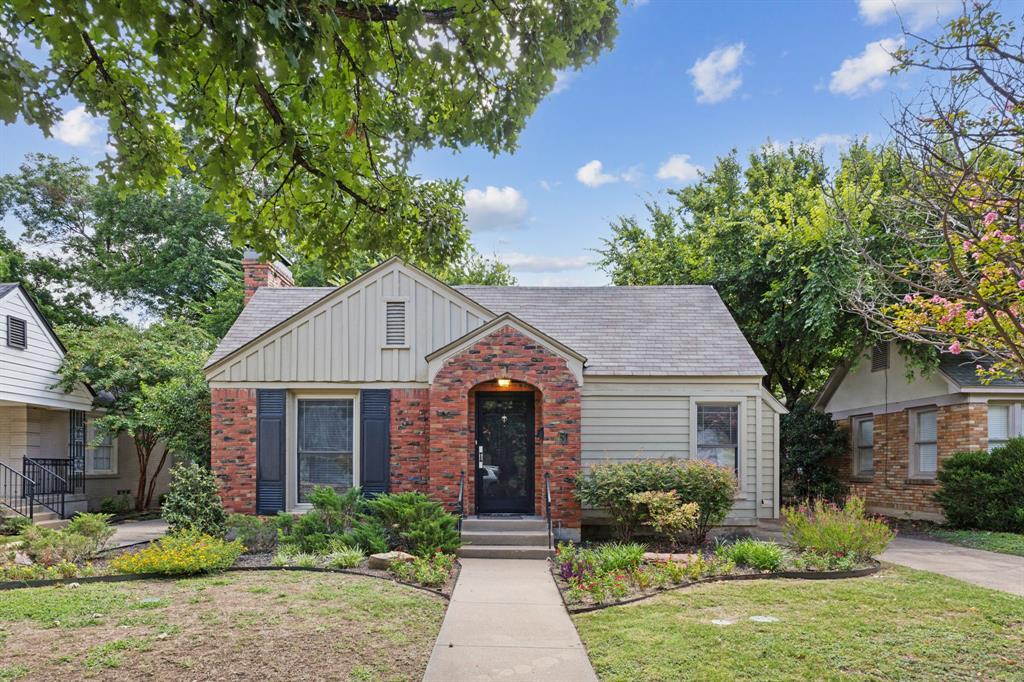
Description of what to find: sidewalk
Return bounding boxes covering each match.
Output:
[108,519,168,548]
[423,558,597,682]
[880,536,1024,596]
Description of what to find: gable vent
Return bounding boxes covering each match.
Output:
[6,316,27,349]
[871,341,889,372]
[385,301,406,346]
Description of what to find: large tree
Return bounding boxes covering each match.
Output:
[0,1,618,267]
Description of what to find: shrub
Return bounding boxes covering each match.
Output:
[225,514,279,553]
[99,493,133,516]
[576,459,735,543]
[627,491,699,548]
[277,486,365,553]
[0,516,30,536]
[715,538,784,572]
[367,492,461,557]
[780,401,849,502]
[590,542,646,573]
[783,495,894,562]
[110,531,242,575]
[336,517,390,555]
[390,551,456,587]
[934,440,1024,532]
[323,545,365,569]
[161,462,227,537]
[65,513,115,555]
[21,526,94,565]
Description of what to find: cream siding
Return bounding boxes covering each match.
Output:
[824,346,955,418]
[206,262,492,385]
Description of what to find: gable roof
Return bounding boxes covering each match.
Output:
[0,283,18,299]
[455,285,764,376]
[0,282,69,356]
[939,353,1024,389]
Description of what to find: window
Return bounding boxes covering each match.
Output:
[6,316,27,349]
[871,341,889,372]
[384,300,406,346]
[84,419,117,475]
[911,408,938,479]
[852,415,874,476]
[987,402,1024,450]
[696,403,739,471]
[297,399,354,503]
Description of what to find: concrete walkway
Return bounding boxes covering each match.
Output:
[423,559,597,682]
[880,535,1024,596]
[108,519,168,548]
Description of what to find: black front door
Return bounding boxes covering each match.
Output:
[475,392,534,514]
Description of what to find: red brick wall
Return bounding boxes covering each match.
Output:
[390,388,430,493]
[836,402,987,519]
[210,388,258,514]
[242,258,294,305]
[428,325,582,530]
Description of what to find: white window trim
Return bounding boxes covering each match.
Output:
[689,397,746,499]
[908,406,938,480]
[380,297,410,349]
[852,414,874,477]
[987,401,1023,451]
[84,417,118,476]
[286,390,360,512]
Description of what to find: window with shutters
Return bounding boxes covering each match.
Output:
[383,299,407,347]
[987,402,1024,450]
[6,315,27,349]
[910,407,938,479]
[296,398,354,503]
[870,341,889,372]
[852,415,874,476]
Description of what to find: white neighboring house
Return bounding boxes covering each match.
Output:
[0,283,170,519]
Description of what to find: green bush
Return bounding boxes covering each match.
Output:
[110,531,242,575]
[780,401,849,502]
[277,486,366,553]
[161,462,227,537]
[783,495,894,562]
[590,542,647,573]
[65,513,115,555]
[367,492,461,557]
[575,459,735,542]
[99,493,133,516]
[715,538,784,571]
[0,515,30,536]
[225,514,279,553]
[21,526,94,565]
[390,551,456,587]
[336,517,390,555]
[627,490,699,549]
[934,440,1024,532]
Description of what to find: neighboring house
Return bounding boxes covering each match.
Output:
[206,254,785,541]
[0,283,170,519]
[816,340,1022,521]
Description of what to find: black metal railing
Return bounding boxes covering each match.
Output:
[23,457,67,519]
[456,470,465,531]
[26,457,82,494]
[544,472,553,549]
[0,461,34,520]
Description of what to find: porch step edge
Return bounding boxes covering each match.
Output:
[460,530,550,547]
[456,545,554,560]
[460,518,548,532]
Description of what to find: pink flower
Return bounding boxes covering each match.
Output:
[984,211,999,226]
[1018,280,1024,289]
[1003,234,1015,243]
[903,294,914,303]
[949,341,961,355]
[962,240,973,252]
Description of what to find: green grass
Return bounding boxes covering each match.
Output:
[922,528,1024,557]
[574,567,1024,681]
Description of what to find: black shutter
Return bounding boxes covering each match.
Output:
[360,389,390,496]
[256,389,286,514]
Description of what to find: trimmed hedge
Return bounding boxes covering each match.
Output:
[935,439,1024,532]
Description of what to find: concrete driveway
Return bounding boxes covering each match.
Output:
[880,536,1024,596]
[108,519,168,548]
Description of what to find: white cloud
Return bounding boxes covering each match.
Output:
[688,43,745,104]
[52,106,101,146]
[464,186,529,231]
[809,133,854,150]
[499,252,592,272]
[858,0,958,30]
[576,160,619,187]
[656,154,703,183]
[552,70,576,94]
[829,38,903,97]
[621,165,644,184]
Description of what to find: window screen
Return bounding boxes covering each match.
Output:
[854,416,874,475]
[914,409,938,476]
[696,404,739,471]
[988,404,1010,451]
[297,399,354,503]
[85,420,115,473]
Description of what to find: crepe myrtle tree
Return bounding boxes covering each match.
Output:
[843,2,1024,381]
[0,0,619,269]
[55,320,216,511]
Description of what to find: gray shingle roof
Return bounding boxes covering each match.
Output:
[455,286,764,376]
[940,353,1024,388]
[0,283,18,300]
[207,283,765,377]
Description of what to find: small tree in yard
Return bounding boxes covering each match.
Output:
[55,320,215,511]
[780,402,849,502]
[162,462,227,537]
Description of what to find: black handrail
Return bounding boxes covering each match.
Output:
[0,461,34,520]
[23,457,67,519]
[456,469,465,531]
[29,457,83,494]
[544,472,553,549]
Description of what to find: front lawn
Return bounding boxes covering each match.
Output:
[0,571,446,681]
[919,528,1024,557]
[574,566,1024,681]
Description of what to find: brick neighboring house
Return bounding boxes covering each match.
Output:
[816,341,1023,521]
[204,254,786,541]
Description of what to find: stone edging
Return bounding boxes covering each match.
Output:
[0,562,459,600]
[555,561,882,614]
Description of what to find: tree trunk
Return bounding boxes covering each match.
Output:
[143,445,171,510]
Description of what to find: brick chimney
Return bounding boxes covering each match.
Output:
[242,248,294,306]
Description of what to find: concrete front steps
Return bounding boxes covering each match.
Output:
[457,516,554,559]
[1,506,69,530]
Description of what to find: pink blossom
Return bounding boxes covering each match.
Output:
[949,341,962,355]
[984,211,999,226]
[903,294,914,303]
[962,240,974,252]
[1018,280,1024,289]
[1003,234,1015,243]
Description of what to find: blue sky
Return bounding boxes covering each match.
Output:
[0,0,962,285]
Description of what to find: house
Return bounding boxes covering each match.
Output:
[816,340,1022,521]
[0,283,170,520]
[204,254,786,543]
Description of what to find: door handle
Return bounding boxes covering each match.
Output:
[477,445,484,468]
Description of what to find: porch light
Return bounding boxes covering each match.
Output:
[497,377,511,387]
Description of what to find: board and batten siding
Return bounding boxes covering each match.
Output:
[207,262,494,385]
[0,288,92,410]
[581,378,778,523]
